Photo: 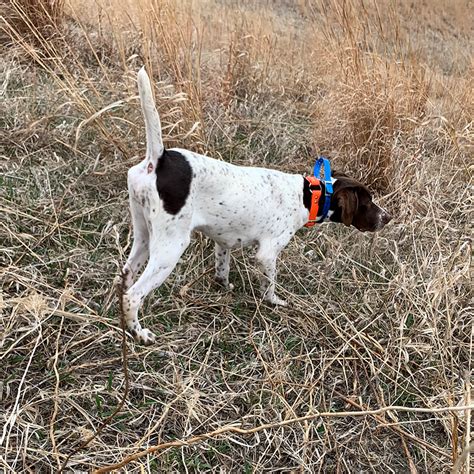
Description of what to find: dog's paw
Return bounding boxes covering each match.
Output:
[265,295,288,307]
[134,328,156,346]
[215,277,234,290]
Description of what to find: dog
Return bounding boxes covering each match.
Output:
[121,67,392,345]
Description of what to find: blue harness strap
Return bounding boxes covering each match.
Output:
[313,157,333,221]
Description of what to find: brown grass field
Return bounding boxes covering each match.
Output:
[1,0,473,472]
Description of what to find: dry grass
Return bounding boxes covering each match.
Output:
[1,0,473,472]
[1,0,65,45]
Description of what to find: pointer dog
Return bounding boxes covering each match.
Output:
[121,67,391,345]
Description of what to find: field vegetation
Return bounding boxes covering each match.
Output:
[1,0,472,472]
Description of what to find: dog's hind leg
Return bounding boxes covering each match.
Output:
[214,243,233,289]
[122,200,149,290]
[123,229,191,345]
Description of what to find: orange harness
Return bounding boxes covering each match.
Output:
[304,176,322,228]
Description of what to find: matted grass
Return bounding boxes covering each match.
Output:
[1,0,472,472]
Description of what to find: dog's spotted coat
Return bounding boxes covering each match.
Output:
[121,68,391,345]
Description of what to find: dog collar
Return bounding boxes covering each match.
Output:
[304,157,333,228]
[304,176,322,227]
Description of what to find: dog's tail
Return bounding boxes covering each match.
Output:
[137,67,164,168]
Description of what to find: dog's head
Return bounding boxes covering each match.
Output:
[329,173,391,232]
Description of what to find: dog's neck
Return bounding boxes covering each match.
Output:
[302,176,337,224]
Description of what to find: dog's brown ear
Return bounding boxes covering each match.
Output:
[337,189,358,226]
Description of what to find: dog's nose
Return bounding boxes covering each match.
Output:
[381,211,392,225]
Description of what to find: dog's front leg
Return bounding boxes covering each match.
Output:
[214,243,233,289]
[256,241,287,307]
[123,232,191,345]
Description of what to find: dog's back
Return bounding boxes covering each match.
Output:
[169,148,308,248]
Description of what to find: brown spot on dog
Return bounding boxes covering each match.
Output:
[156,149,192,215]
[337,188,359,226]
[330,173,391,232]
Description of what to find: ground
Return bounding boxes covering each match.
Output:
[0,0,472,472]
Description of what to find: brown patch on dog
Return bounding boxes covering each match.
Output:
[336,188,359,226]
[155,149,193,215]
[330,173,391,231]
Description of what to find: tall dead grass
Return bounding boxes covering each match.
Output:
[1,0,65,44]
[1,0,472,472]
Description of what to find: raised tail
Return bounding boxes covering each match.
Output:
[137,67,164,168]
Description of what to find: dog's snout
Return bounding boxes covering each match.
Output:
[381,210,392,225]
